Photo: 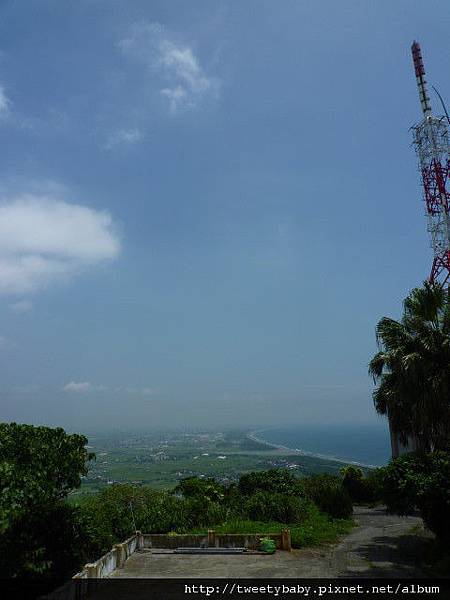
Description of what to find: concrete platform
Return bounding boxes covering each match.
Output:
[107,507,428,579]
[109,549,308,578]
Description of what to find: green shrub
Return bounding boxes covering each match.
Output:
[290,504,354,547]
[140,493,191,533]
[365,468,385,504]
[0,502,90,580]
[340,466,366,503]
[301,474,353,519]
[78,484,200,552]
[340,465,383,504]
[382,454,426,515]
[188,511,354,549]
[79,484,152,555]
[244,492,311,523]
[382,451,450,544]
[78,482,232,549]
[204,500,229,526]
[180,497,230,530]
[238,469,302,496]
[174,477,225,502]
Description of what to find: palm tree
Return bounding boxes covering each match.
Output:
[369,281,450,454]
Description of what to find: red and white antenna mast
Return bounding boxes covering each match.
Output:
[411,41,450,286]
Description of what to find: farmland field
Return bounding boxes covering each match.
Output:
[71,430,348,499]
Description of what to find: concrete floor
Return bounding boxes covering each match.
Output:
[80,507,432,600]
[107,507,428,579]
[110,549,316,578]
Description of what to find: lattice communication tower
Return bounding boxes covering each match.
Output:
[411,41,450,286]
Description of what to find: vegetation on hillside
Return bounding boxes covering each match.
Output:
[0,423,355,580]
[77,469,354,559]
[381,451,450,545]
[0,423,94,579]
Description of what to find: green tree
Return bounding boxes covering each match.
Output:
[0,423,94,577]
[300,474,353,519]
[369,281,450,451]
[238,469,301,496]
[381,451,450,544]
[174,477,225,502]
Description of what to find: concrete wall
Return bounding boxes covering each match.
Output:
[143,529,291,551]
[73,533,141,579]
[143,534,209,549]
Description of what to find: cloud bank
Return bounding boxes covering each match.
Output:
[0,194,120,295]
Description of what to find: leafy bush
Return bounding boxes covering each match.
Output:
[238,469,302,496]
[0,502,90,580]
[140,492,191,533]
[382,451,450,544]
[204,500,230,526]
[300,474,353,519]
[79,484,155,555]
[364,468,385,503]
[244,491,311,523]
[79,483,229,547]
[290,504,353,547]
[340,466,366,502]
[382,454,427,516]
[174,477,225,502]
[340,465,383,504]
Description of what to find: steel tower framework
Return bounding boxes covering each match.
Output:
[411,41,450,286]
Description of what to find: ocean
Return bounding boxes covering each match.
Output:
[257,423,391,467]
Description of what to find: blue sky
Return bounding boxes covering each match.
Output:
[0,0,448,431]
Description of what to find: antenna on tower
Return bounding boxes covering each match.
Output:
[410,41,450,287]
[411,41,432,117]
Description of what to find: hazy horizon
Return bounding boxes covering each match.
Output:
[1,1,448,431]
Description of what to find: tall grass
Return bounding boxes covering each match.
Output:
[187,505,353,548]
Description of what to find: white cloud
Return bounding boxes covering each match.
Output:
[119,21,219,113]
[105,127,143,150]
[63,382,157,396]
[9,299,33,313]
[160,86,190,113]
[0,85,10,119]
[63,381,93,393]
[0,194,120,295]
[140,387,158,397]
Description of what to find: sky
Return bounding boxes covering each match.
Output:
[0,0,448,432]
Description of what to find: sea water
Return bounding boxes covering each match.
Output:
[258,423,391,466]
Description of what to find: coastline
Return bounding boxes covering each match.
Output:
[247,429,378,469]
